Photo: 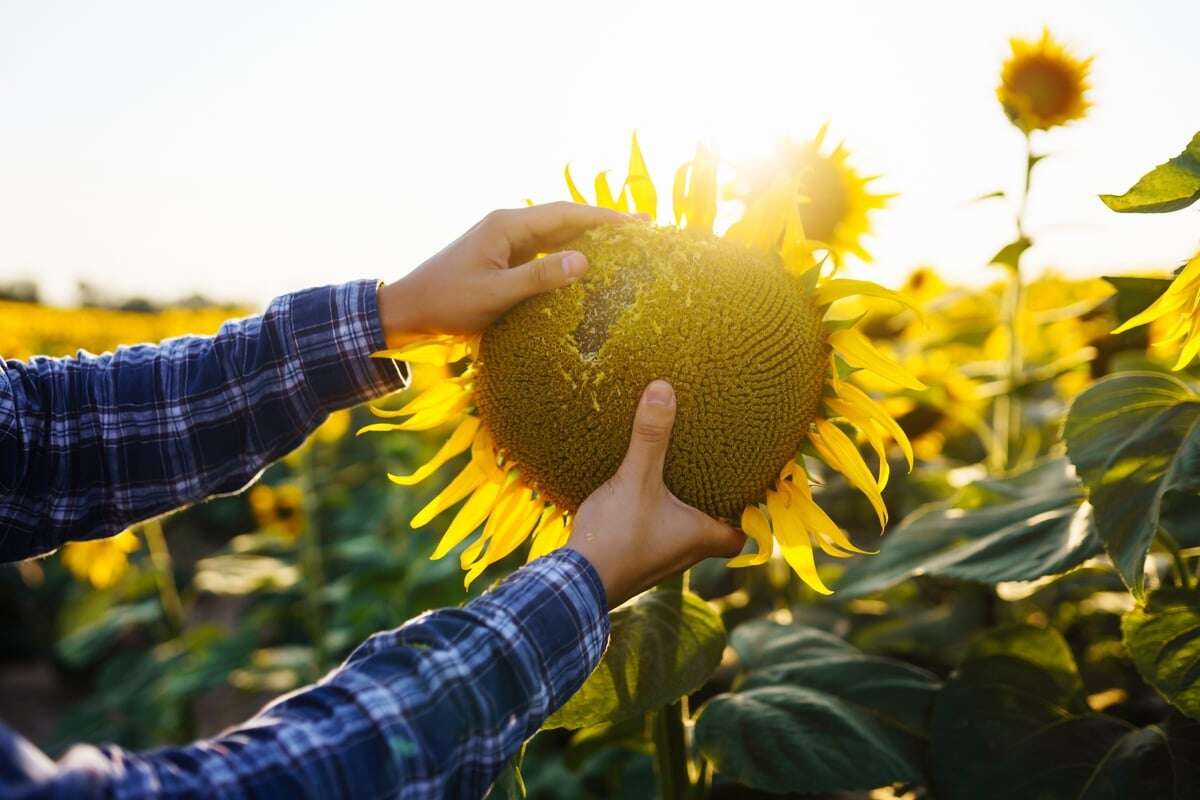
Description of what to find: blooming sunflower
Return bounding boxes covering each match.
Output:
[364,136,924,594]
[61,529,140,589]
[729,125,891,266]
[1112,252,1200,370]
[998,28,1092,133]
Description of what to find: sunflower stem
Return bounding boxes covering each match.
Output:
[142,518,185,636]
[992,134,1036,471]
[654,573,694,800]
[298,446,330,675]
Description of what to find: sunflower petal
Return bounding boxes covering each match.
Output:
[373,339,470,366]
[829,328,926,390]
[565,164,588,205]
[766,490,832,595]
[785,481,874,555]
[625,132,657,218]
[410,461,485,528]
[431,477,505,559]
[826,399,890,489]
[357,395,469,433]
[830,379,914,470]
[372,380,466,419]
[527,507,567,562]
[810,419,888,527]
[387,416,480,486]
[471,426,509,484]
[727,505,773,568]
[814,279,924,319]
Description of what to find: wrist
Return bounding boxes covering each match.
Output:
[377,276,426,348]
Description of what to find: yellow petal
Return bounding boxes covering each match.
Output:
[431,477,505,559]
[565,163,588,204]
[527,506,567,562]
[766,490,832,595]
[727,505,773,568]
[471,426,509,484]
[829,328,926,391]
[1173,323,1200,370]
[830,379,914,470]
[373,339,469,366]
[1112,287,1189,333]
[672,162,689,227]
[357,395,469,433]
[410,461,485,528]
[810,419,888,527]
[825,399,890,489]
[386,416,480,486]
[814,279,924,319]
[371,380,466,419]
[785,481,874,556]
[624,132,657,218]
[483,495,544,566]
[595,171,625,211]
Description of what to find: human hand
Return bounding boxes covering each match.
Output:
[377,202,632,344]
[566,380,747,609]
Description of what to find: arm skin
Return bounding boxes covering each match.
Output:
[0,281,405,561]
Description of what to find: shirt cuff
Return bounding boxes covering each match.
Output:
[288,280,409,411]
[473,548,612,713]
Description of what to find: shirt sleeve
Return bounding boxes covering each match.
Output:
[0,280,407,561]
[0,548,611,800]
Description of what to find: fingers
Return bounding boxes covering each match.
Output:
[499,202,632,263]
[702,518,748,560]
[496,250,589,307]
[618,380,677,482]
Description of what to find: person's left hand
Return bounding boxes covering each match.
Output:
[377,202,633,345]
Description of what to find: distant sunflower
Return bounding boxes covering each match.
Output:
[731,125,891,266]
[61,529,140,589]
[1113,252,1200,369]
[998,28,1092,133]
[364,135,923,595]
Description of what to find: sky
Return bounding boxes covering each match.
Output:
[2,0,1199,306]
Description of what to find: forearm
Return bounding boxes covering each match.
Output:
[0,280,405,560]
[6,549,609,800]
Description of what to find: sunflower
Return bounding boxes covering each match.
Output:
[364,135,924,595]
[998,28,1092,133]
[1112,252,1200,370]
[729,125,891,266]
[61,529,140,589]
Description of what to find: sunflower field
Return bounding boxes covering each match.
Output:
[3,27,1200,800]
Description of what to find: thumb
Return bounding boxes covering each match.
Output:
[619,380,677,482]
[498,250,588,306]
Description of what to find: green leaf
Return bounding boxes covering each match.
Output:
[836,458,1102,598]
[55,599,162,668]
[1123,587,1200,720]
[728,618,853,672]
[989,236,1032,271]
[695,625,939,793]
[543,588,724,729]
[930,624,1198,799]
[1063,372,1200,598]
[1100,131,1200,213]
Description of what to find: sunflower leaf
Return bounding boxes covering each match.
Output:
[989,236,1032,271]
[542,587,724,730]
[1123,587,1200,720]
[930,624,1200,800]
[1100,131,1200,213]
[835,458,1101,598]
[695,623,939,793]
[1063,372,1200,599]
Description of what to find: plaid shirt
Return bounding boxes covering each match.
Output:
[0,281,611,799]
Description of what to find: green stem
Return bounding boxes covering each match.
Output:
[992,134,1036,471]
[1157,529,1195,590]
[298,449,330,674]
[653,572,694,800]
[654,699,690,800]
[142,518,185,636]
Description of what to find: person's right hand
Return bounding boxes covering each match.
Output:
[567,380,747,608]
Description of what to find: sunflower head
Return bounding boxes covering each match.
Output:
[367,134,924,594]
[998,28,1092,133]
[730,126,891,266]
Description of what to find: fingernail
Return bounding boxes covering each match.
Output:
[562,251,587,281]
[645,380,674,407]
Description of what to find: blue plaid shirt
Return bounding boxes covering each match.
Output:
[0,281,611,799]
